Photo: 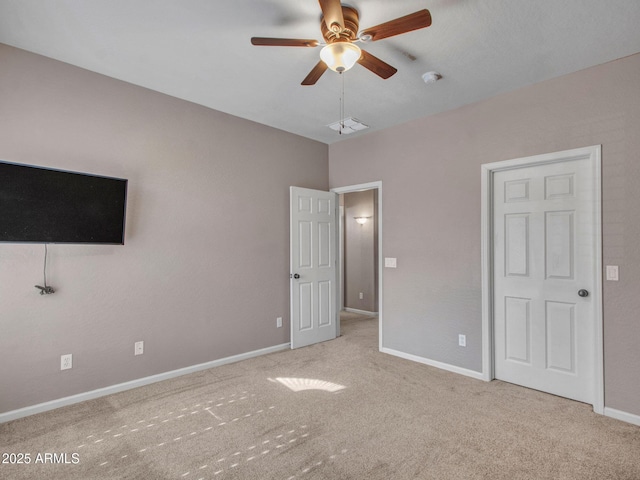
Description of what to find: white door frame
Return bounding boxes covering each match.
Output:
[339,205,345,312]
[481,146,604,414]
[331,181,383,351]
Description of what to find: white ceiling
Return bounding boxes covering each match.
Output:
[1,0,640,144]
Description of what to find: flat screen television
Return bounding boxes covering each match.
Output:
[0,161,127,244]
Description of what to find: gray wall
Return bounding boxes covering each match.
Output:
[329,53,640,417]
[343,190,377,312]
[3,41,639,421]
[0,44,328,414]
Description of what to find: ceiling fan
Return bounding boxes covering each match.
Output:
[251,0,432,85]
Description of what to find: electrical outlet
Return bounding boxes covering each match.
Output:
[458,334,466,347]
[359,292,364,300]
[276,317,283,328]
[61,354,72,370]
[134,341,144,356]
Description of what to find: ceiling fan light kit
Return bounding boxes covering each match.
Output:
[320,42,362,72]
[251,0,432,85]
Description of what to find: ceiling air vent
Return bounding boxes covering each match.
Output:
[327,117,369,135]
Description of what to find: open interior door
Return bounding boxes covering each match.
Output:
[290,186,338,349]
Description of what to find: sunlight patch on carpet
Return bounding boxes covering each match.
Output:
[270,377,346,393]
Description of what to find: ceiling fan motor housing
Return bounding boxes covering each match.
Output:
[321,6,360,43]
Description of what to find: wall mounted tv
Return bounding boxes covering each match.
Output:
[0,161,127,244]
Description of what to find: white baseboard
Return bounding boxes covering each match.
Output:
[604,407,640,427]
[0,343,290,424]
[344,308,378,316]
[381,347,485,381]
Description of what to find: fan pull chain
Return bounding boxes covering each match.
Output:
[339,71,345,135]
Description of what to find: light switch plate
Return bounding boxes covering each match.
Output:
[385,257,397,268]
[606,265,619,281]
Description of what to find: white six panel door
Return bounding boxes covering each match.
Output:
[493,158,596,404]
[290,187,338,349]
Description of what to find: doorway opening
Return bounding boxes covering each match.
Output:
[332,182,382,351]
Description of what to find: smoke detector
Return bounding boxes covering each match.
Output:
[422,71,442,84]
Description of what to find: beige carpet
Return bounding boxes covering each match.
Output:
[1,313,639,480]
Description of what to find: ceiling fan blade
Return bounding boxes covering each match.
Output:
[302,60,328,86]
[251,37,319,47]
[357,49,397,79]
[360,9,432,42]
[318,0,345,32]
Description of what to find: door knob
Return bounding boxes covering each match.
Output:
[578,289,589,297]
[293,273,300,279]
